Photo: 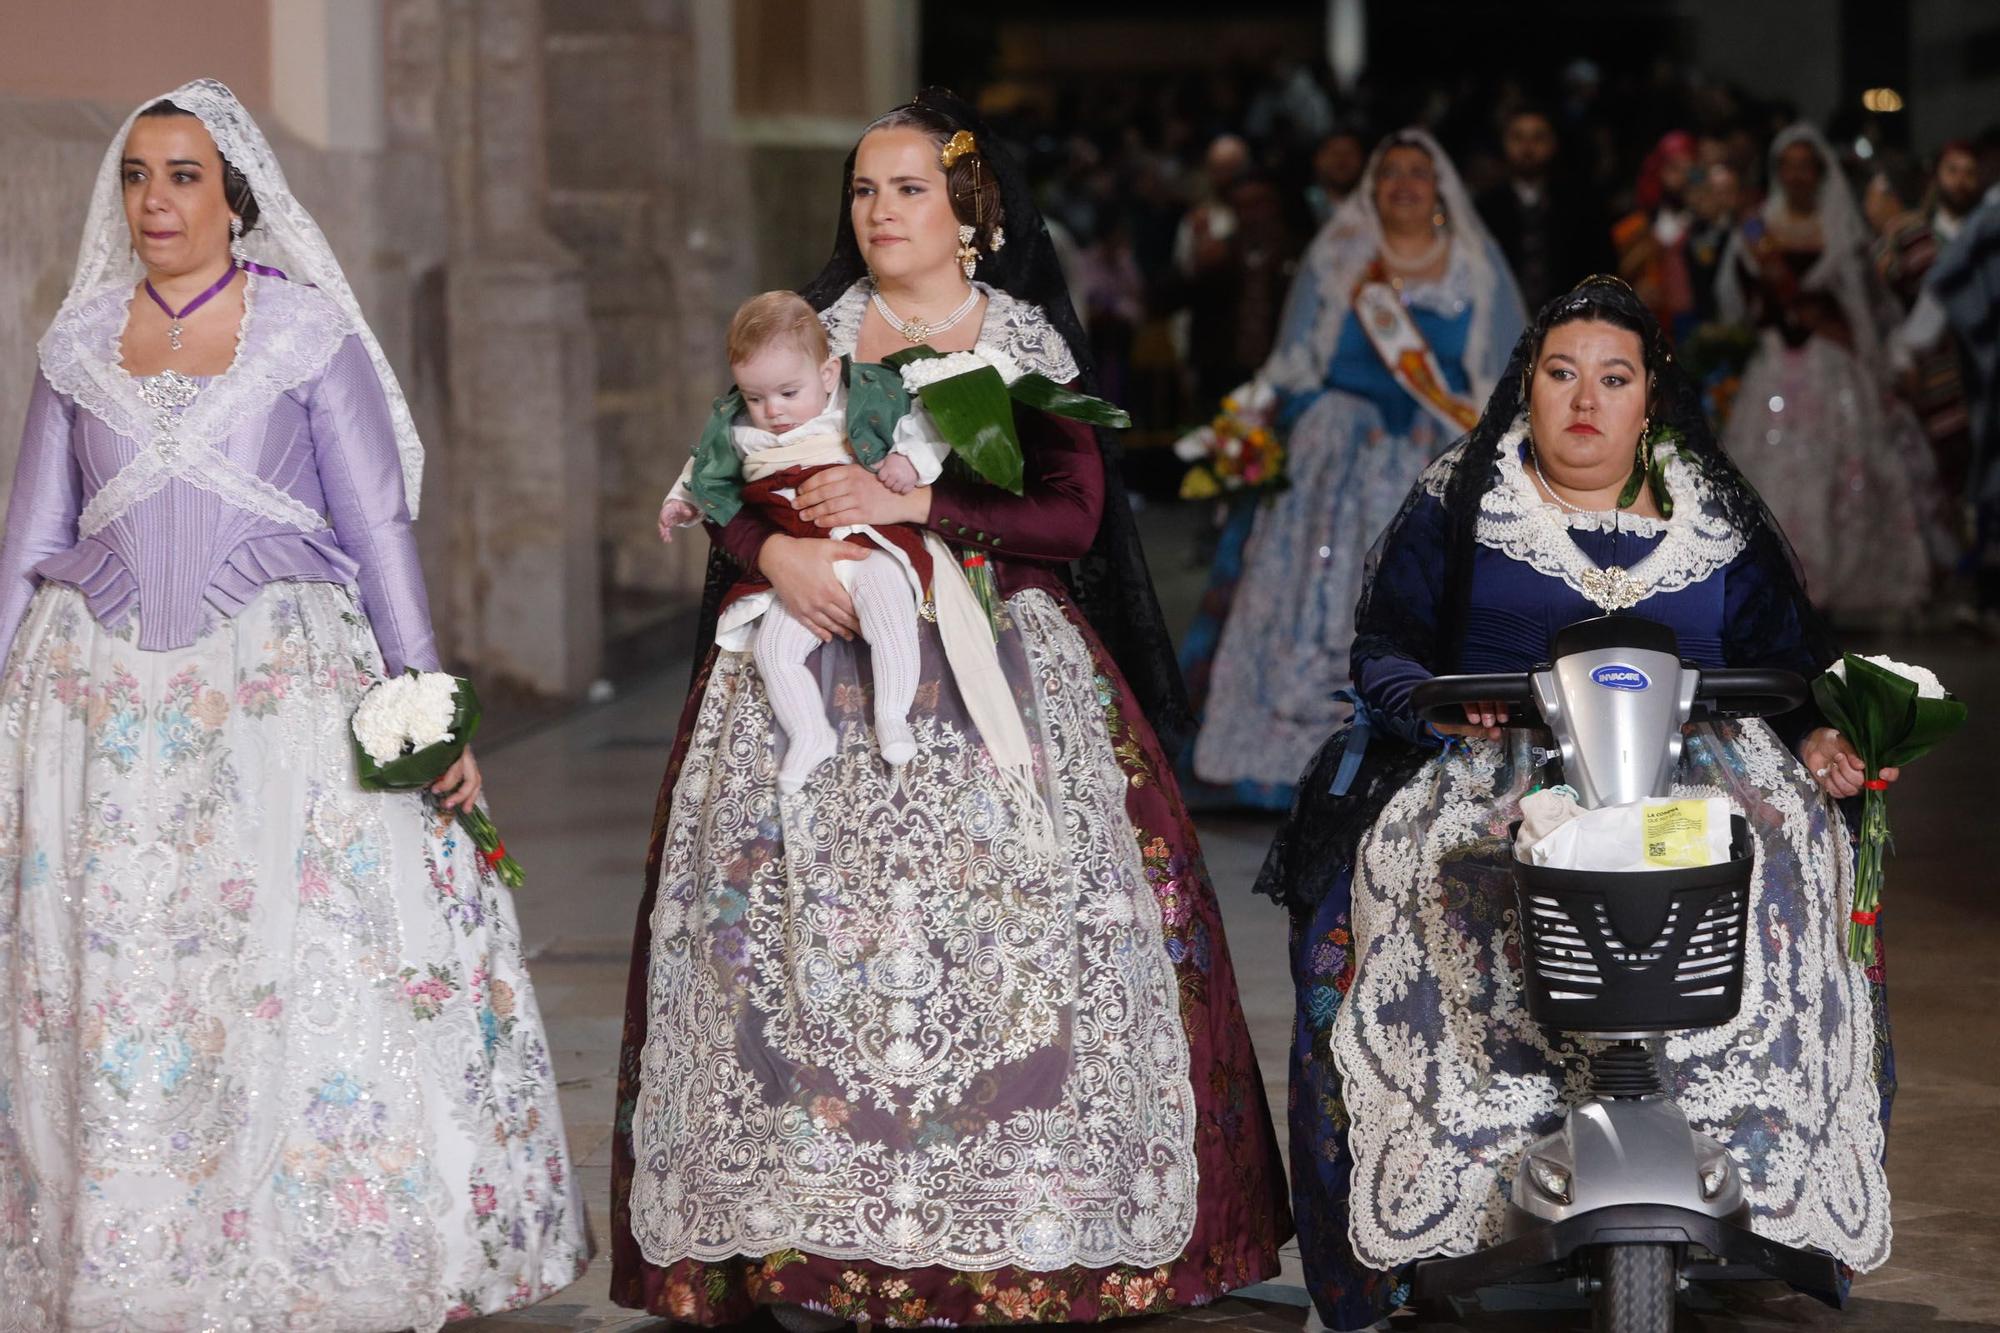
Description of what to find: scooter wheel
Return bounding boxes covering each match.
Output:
[1594,1243,1675,1333]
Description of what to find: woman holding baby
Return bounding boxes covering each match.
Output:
[612,89,1289,1328]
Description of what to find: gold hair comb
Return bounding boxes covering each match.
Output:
[940,130,977,168]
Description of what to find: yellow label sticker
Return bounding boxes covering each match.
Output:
[1643,800,1710,868]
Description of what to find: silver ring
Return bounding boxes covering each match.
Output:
[1814,765,1830,778]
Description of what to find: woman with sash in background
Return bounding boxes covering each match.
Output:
[1179,129,1525,808]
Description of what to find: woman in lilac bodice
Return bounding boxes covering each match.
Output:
[4,285,436,676]
[0,80,587,1328]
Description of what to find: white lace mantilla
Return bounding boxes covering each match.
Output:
[1453,423,1747,611]
[1331,725,1891,1272]
[1256,128,1522,401]
[43,277,341,538]
[821,280,1082,383]
[630,592,1198,1272]
[39,79,427,513]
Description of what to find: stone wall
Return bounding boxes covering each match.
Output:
[542,0,755,610]
[540,0,914,625]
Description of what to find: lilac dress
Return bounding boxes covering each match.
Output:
[0,275,587,1331]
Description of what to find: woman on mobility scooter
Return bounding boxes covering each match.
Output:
[1258,275,1896,1331]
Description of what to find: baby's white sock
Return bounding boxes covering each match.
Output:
[754,604,838,793]
[851,554,920,767]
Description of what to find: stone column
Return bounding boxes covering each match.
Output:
[440,0,602,695]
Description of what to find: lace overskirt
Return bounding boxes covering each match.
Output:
[613,590,1289,1325]
[1330,724,1891,1274]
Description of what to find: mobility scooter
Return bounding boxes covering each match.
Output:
[1404,614,1842,1332]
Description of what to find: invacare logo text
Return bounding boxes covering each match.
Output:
[1590,663,1651,691]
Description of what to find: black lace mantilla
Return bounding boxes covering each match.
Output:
[1255,276,1838,913]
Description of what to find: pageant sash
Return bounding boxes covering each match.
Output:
[1351,264,1483,435]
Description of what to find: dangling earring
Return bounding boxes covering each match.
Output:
[1617,415,1652,510]
[230,215,247,266]
[956,223,978,280]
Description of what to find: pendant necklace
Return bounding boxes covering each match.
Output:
[872,284,979,344]
[144,263,239,350]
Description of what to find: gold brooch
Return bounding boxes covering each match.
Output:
[939,130,977,168]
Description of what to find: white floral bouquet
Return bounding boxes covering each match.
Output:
[888,343,1131,632]
[1811,653,1967,962]
[887,344,1131,497]
[352,670,523,887]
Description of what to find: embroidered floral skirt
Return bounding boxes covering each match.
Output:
[1289,724,1895,1331]
[0,582,588,1332]
[612,589,1289,1325]
[1187,388,1447,797]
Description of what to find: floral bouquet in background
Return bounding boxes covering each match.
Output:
[1175,379,1285,499]
[352,670,524,888]
[1811,653,1967,962]
[1678,322,1758,431]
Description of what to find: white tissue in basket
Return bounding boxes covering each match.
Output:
[1523,796,1733,873]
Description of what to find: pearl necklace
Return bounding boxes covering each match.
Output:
[872,284,980,343]
[1526,448,1655,611]
[1528,448,1623,517]
[1380,228,1449,274]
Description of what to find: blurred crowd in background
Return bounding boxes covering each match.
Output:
[957,54,2000,626]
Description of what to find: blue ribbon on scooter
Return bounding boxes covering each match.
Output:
[1328,688,1450,796]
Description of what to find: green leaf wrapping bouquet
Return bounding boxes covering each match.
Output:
[352,670,524,888]
[1811,653,1968,963]
[884,345,1131,495]
[884,344,1131,631]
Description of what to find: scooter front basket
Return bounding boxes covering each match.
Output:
[1512,815,1752,1033]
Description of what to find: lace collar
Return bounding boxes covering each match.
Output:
[1385,244,1480,318]
[1469,421,1746,610]
[820,280,1081,383]
[40,275,351,453]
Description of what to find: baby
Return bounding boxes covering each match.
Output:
[660,291,946,794]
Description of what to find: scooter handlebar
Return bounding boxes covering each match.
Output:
[1689,666,1809,721]
[1409,674,1540,726]
[1408,665,1805,727]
